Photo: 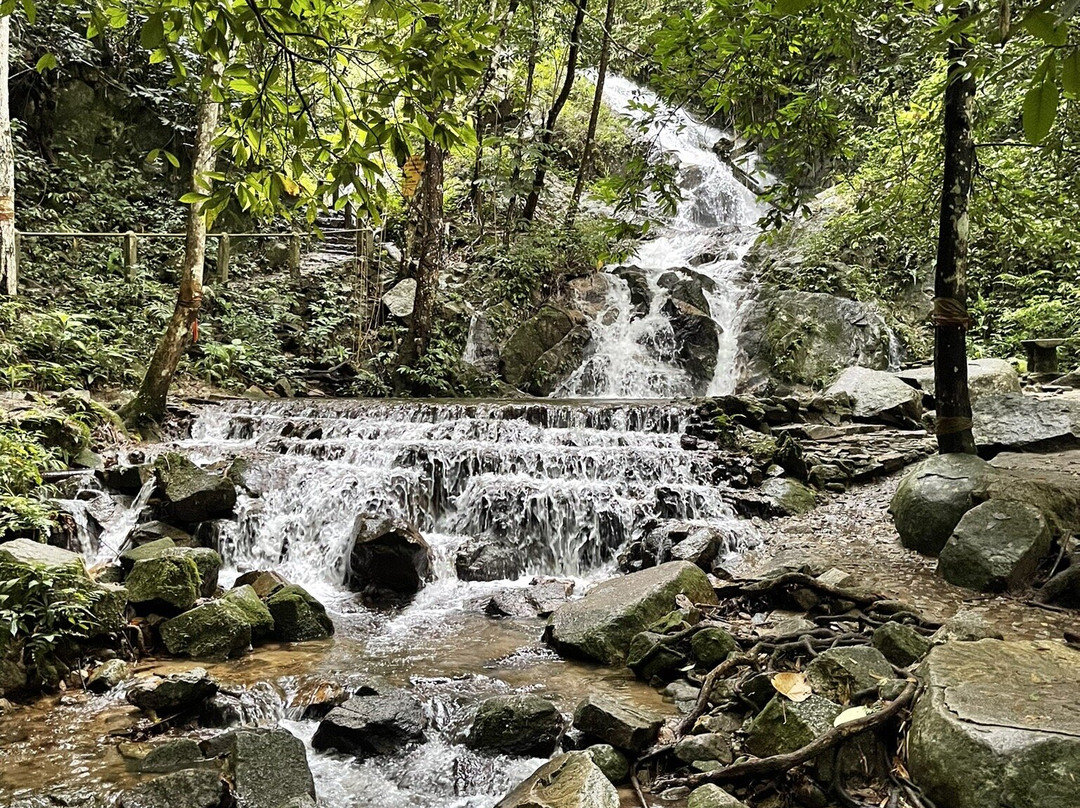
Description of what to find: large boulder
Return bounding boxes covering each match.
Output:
[572,694,664,754]
[456,536,523,582]
[895,359,1020,406]
[0,538,86,575]
[220,586,275,639]
[499,304,590,395]
[662,297,720,389]
[344,515,433,605]
[889,453,999,555]
[201,727,315,808]
[125,554,202,611]
[466,694,565,756]
[824,366,922,424]
[117,768,225,808]
[495,751,619,808]
[937,500,1052,592]
[153,452,237,524]
[311,691,426,757]
[985,450,1080,533]
[160,600,253,660]
[972,393,1080,451]
[265,584,334,642]
[127,668,218,714]
[544,561,718,665]
[805,646,894,704]
[121,541,220,599]
[908,640,1080,808]
[608,266,652,317]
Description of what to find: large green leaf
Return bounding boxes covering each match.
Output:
[1023,77,1059,144]
[1063,50,1080,97]
[773,0,814,15]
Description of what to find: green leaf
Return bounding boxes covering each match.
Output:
[773,0,814,15]
[1022,10,1068,45]
[34,53,57,72]
[179,192,211,204]
[141,14,164,49]
[1023,77,1059,144]
[1063,50,1080,97]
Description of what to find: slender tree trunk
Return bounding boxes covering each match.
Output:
[398,138,445,381]
[933,4,977,455]
[122,64,222,425]
[521,0,587,223]
[505,8,539,232]
[0,17,17,296]
[566,0,616,227]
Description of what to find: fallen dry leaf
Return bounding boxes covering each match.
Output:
[772,671,813,702]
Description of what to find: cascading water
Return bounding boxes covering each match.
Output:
[557,75,766,399]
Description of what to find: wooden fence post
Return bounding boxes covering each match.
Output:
[123,231,138,279]
[217,233,231,285]
[289,232,301,283]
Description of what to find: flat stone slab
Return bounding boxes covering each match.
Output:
[973,393,1080,450]
[909,640,1080,808]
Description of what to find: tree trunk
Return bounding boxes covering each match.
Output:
[933,4,977,455]
[505,7,539,232]
[520,0,587,223]
[566,0,616,227]
[0,16,16,296]
[398,138,445,382]
[122,64,222,425]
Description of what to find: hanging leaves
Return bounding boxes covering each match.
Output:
[1023,54,1059,144]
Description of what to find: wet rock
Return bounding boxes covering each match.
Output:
[117,767,224,808]
[691,626,738,668]
[674,733,733,765]
[930,610,1003,644]
[572,694,664,753]
[744,695,843,757]
[889,453,999,555]
[311,691,426,758]
[908,640,1080,808]
[98,463,154,496]
[824,366,922,425]
[627,631,687,682]
[662,296,720,388]
[758,477,816,516]
[345,515,433,605]
[938,500,1052,592]
[495,751,619,808]
[133,739,206,774]
[125,554,201,611]
[199,693,244,729]
[545,561,718,665]
[456,536,523,582]
[265,584,334,642]
[233,570,289,600]
[1036,564,1080,607]
[220,585,275,640]
[153,453,237,525]
[687,784,749,808]
[972,393,1080,451]
[872,623,931,668]
[608,266,652,317]
[127,668,218,714]
[128,522,197,548]
[466,694,565,756]
[87,659,132,693]
[202,727,316,808]
[500,304,590,395]
[895,359,1020,406]
[805,646,894,704]
[485,578,575,618]
[585,744,629,783]
[160,600,252,660]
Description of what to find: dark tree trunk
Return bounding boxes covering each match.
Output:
[567,0,616,227]
[398,138,446,381]
[521,0,587,223]
[122,63,221,426]
[933,5,977,455]
[505,7,539,233]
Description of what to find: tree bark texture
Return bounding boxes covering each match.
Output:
[521,0,587,223]
[933,5,977,455]
[0,16,17,296]
[123,65,222,424]
[567,0,615,227]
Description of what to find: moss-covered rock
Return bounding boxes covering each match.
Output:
[87,658,132,693]
[466,693,565,757]
[691,626,739,668]
[759,477,817,516]
[221,585,274,640]
[496,751,619,808]
[153,452,237,524]
[499,304,589,394]
[14,409,91,462]
[872,622,932,667]
[806,646,894,704]
[937,500,1051,592]
[687,784,748,808]
[119,537,177,570]
[627,630,687,682]
[744,694,843,757]
[265,585,334,642]
[125,555,201,611]
[159,600,252,660]
[585,744,629,784]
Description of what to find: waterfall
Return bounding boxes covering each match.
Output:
[557,75,766,399]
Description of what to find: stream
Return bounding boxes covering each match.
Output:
[0,76,768,807]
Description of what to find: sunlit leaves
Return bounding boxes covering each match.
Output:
[1023,54,1059,144]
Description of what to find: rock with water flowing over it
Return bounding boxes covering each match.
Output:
[908,640,1080,808]
[888,453,999,555]
[455,535,523,582]
[87,658,132,693]
[127,668,218,715]
[465,694,565,756]
[824,366,922,425]
[937,500,1052,592]
[972,393,1080,451]
[895,358,1020,406]
[153,452,237,525]
[661,296,720,389]
[265,584,334,642]
[607,266,652,317]
[345,515,433,605]
[117,767,225,808]
[201,727,316,808]
[572,694,664,753]
[311,691,426,758]
[805,646,894,704]
[544,561,718,665]
[495,751,619,808]
[744,694,843,758]
[159,600,253,660]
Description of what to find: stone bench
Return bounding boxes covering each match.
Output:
[1021,338,1068,374]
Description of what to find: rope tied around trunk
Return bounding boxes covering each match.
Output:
[935,415,973,435]
[931,296,972,330]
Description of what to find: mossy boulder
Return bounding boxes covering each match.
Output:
[806,646,894,704]
[265,584,334,642]
[691,626,739,668]
[688,784,749,808]
[466,693,565,757]
[0,538,86,576]
[14,409,91,462]
[572,694,663,754]
[759,477,817,516]
[153,452,237,524]
[744,695,843,757]
[545,561,718,665]
[585,744,629,784]
[499,304,589,394]
[937,500,1052,592]
[872,622,932,667]
[221,585,274,639]
[88,658,132,693]
[121,541,220,599]
[120,537,177,571]
[889,453,999,555]
[125,555,201,611]
[160,600,252,660]
[495,751,619,808]
[627,630,687,682]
